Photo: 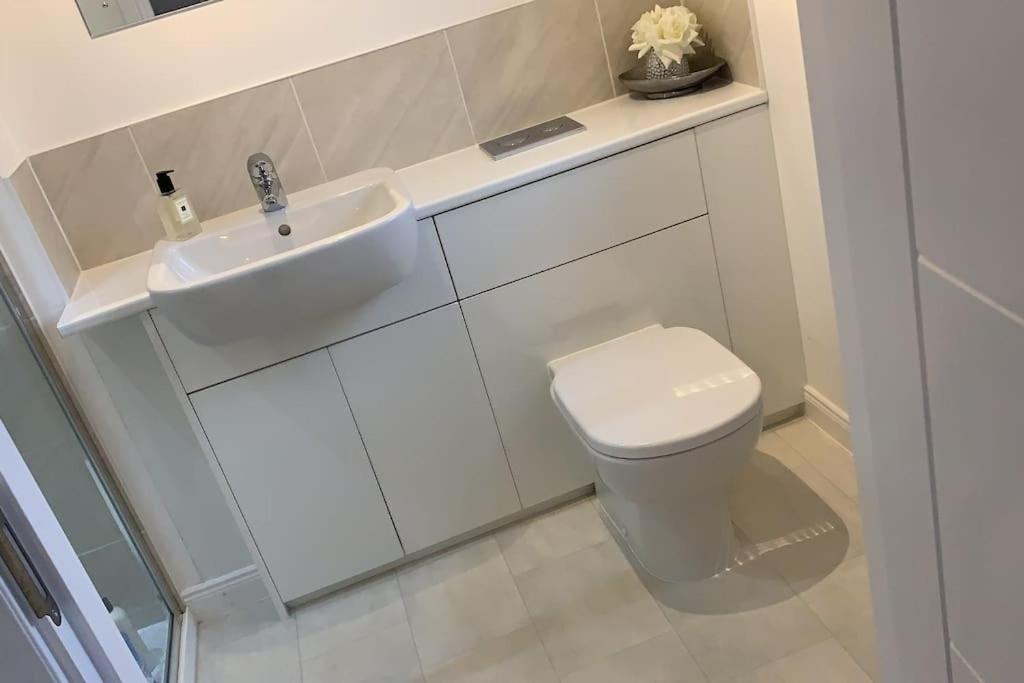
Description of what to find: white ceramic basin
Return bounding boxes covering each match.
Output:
[148,169,418,345]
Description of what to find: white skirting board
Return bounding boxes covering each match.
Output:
[803,385,851,450]
[179,565,268,624]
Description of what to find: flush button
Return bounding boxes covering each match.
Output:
[479,116,586,160]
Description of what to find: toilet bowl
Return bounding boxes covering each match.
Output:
[549,325,763,581]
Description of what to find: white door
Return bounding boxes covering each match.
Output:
[0,420,146,683]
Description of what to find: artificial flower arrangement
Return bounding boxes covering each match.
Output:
[629,4,704,77]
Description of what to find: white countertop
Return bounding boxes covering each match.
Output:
[57,81,766,336]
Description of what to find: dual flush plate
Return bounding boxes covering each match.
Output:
[479,116,586,160]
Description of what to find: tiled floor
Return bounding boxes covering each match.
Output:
[196,418,877,683]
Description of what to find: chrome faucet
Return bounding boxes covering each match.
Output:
[247,153,288,213]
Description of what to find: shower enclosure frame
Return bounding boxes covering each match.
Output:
[0,250,184,674]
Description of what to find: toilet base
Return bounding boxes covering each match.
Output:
[596,474,738,581]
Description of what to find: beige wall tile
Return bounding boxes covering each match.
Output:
[10,162,80,294]
[293,33,474,180]
[132,80,325,223]
[688,0,761,86]
[447,0,614,141]
[31,130,163,269]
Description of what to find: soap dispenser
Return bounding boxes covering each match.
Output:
[155,170,201,241]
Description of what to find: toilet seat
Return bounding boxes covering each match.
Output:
[550,325,762,460]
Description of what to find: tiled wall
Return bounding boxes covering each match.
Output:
[14,0,759,276]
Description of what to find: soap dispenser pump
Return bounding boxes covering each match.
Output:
[155,170,201,241]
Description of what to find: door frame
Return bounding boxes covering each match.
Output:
[794,0,950,680]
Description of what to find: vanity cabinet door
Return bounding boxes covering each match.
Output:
[461,217,731,507]
[329,304,521,553]
[191,350,403,604]
[695,106,806,415]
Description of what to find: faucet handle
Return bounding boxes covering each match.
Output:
[247,153,288,212]
[249,159,274,183]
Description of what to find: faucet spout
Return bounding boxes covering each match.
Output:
[247,153,288,213]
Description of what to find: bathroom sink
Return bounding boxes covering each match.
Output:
[147,169,418,345]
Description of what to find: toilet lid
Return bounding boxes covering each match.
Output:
[550,326,762,460]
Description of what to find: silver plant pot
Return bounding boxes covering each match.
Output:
[644,51,691,80]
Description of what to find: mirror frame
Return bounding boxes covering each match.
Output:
[76,0,223,38]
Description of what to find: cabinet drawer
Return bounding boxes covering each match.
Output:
[155,219,455,393]
[191,351,403,603]
[436,131,706,298]
[329,304,520,553]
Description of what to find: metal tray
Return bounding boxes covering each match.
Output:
[619,55,727,99]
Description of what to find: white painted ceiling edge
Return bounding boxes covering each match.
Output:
[0,0,533,159]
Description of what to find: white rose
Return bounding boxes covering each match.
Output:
[630,3,704,66]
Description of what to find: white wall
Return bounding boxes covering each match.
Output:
[1,0,530,157]
[0,118,18,178]
[748,0,846,417]
[0,26,21,176]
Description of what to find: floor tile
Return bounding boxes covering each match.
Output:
[797,556,878,681]
[197,599,301,683]
[424,625,557,682]
[560,632,708,683]
[398,537,531,674]
[296,573,423,682]
[757,430,807,471]
[301,621,423,683]
[726,638,872,683]
[514,540,672,677]
[495,497,610,576]
[775,420,859,500]
[652,561,831,681]
[195,428,877,683]
[731,447,863,594]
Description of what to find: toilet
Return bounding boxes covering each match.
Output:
[549,325,763,581]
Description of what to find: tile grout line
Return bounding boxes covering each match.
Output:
[494,531,562,680]
[25,157,82,273]
[126,126,155,187]
[591,0,620,98]
[289,78,329,183]
[443,30,479,144]
[505,512,680,680]
[389,569,429,682]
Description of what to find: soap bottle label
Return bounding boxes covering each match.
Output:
[173,197,195,224]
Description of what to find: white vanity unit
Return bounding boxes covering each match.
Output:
[61,88,805,608]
